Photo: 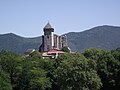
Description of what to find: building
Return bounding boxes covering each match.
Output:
[39,22,67,52]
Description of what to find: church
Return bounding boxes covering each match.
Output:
[39,22,67,52]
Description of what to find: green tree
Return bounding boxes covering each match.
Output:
[83,48,120,90]
[111,47,120,61]
[61,46,70,53]
[17,56,52,90]
[0,50,22,90]
[0,50,55,90]
[111,48,120,89]
[54,53,102,90]
[29,51,42,59]
[0,68,12,90]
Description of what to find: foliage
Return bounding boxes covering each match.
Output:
[54,53,102,90]
[61,46,70,52]
[83,48,120,90]
[17,56,52,90]
[29,51,42,59]
[0,48,120,90]
[111,47,120,61]
[0,68,12,90]
[0,50,52,90]
[0,50,22,89]
[111,48,120,89]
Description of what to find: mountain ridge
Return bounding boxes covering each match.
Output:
[0,25,120,53]
[65,25,120,52]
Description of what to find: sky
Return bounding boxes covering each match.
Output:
[0,0,120,37]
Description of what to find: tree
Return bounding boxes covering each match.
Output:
[29,51,42,59]
[83,48,120,90]
[17,55,52,90]
[111,47,120,61]
[29,68,51,90]
[111,48,120,89]
[0,50,22,90]
[61,46,70,53]
[0,68,12,90]
[54,53,102,90]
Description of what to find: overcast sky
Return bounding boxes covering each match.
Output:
[0,0,120,37]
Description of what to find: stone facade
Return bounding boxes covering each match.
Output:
[39,22,67,52]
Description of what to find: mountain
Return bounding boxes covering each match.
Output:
[0,33,41,53]
[0,25,120,53]
[67,25,120,52]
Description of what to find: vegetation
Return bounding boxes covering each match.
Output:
[83,48,120,90]
[0,47,120,90]
[54,53,102,90]
[0,68,12,90]
[61,46,71,52]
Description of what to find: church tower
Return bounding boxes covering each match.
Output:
[39,22,54,52]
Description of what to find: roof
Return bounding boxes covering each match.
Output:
[47,50,65,55]
[44,22,53,29]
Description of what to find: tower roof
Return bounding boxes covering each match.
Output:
[44,22,53,29]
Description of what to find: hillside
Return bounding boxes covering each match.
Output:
[67,25,120,52]
[0,33,41,53]
[0,25,120,53]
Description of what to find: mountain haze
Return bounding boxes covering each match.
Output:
[0,25,120,53]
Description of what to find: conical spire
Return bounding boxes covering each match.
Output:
[44,22,53,29]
